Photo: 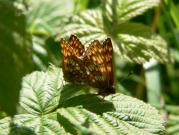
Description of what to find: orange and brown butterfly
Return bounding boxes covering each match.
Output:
[60,35,115,95]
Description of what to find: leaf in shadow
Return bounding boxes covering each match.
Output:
[57,113,78,135]
[9,122,36,135]
[0,1,33,116]
[59,83,90,104]
[62,94,115,115]
[57,110,96,135]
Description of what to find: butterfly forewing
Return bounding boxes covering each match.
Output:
[60,36,85,83]
[68,35,85,57]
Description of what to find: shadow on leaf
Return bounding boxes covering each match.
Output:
[59,83,89,104]
[57,113,95,135]
[57,114,77,135]
[62,94,115,115]
[9,121,35,135]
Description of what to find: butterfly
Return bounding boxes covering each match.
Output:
[60,35,115,95]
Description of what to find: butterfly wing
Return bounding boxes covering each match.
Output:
[103,38,114,89]
[83,39,114,93]
[60,35,115,95]
[68,35,85,57]
[60,35,85,82]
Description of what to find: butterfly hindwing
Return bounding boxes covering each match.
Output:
[84,39,114,93]
[83,40,106,88]
[103,38,114,88]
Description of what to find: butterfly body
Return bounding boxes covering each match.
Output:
[60,35,115,95]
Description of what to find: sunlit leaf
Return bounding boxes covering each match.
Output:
[103,0,160,24]
[0,65,165,134]
[57,0,169,63]
[27,0,74,35]
[20,65,63,114]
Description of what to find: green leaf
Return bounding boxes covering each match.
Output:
[23,0,74,70]
[57,2,169,63]
[73,0,89,13]
[59,83,90,105]
[117,34,168,63]
[31,36,48,70]
[172,48,179,62]
[166,0,179,29]
[27,0,74,35]
[103,0,160,24]
[60,94,165,135]
[20,65,63,114]
[0,65,165,134]
[165,105,179,135]
[0,113,67,135]
[167,114,179,135]
[0,0,33,116]
[59,9,106,45]
[116,22,152,38]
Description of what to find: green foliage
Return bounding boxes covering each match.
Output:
[21,0,75,69]
[2,0,179,134]
[103,0,160,24]
[73,0,89,13]
[0,65,165,134]
[0,0,33,116]
[26,0,74,35]
[57,0,169,63]
[165,0,179,29]
[167,114,179,135]
[155,0,179,134]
